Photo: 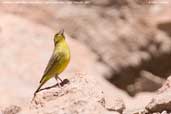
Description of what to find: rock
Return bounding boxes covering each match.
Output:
[30,73,124,114]
[0,109,2,114]
[106,97,125,113]
[2,105,21,114]
[161,110,168,114]
[123,108,148,114]
[146,93,171,113]
[146,76,171,113]
[148,6,171,37]
[158,76,171,93]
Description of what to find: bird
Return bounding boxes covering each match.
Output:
[34,29,70,96]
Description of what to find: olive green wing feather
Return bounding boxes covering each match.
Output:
[39,52,61,83]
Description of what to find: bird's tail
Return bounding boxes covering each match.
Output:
[34,76,49,97]
[39,74,46,83]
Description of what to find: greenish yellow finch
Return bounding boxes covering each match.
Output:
[34,29,70,96]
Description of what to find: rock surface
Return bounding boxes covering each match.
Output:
[2,105,21,114]
[146,76,171,113]
[123,76,171,114]
[1,74,124,114]
[30,73,124,114]
[128,76,171,114]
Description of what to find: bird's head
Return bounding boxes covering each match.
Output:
[54,29,65,45]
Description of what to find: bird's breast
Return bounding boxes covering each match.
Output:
[54,43,70,74]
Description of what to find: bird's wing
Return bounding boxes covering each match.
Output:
[39,52,63,83]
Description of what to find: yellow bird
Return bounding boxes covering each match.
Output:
[34,29,70,96]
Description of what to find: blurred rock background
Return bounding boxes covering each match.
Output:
[0,0,171,113]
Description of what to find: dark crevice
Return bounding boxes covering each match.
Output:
[158,22,171,37]
[107,50,171,96]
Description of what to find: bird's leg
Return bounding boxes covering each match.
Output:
[57,76,63,82]
[55,75,63,87]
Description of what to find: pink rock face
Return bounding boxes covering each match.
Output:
[158,77,171,93]
[31,73,124,114]
[146,76,171,113]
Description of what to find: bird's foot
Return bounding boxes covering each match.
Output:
[56,82,62,88]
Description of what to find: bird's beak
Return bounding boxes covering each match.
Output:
[58,29,64,36]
